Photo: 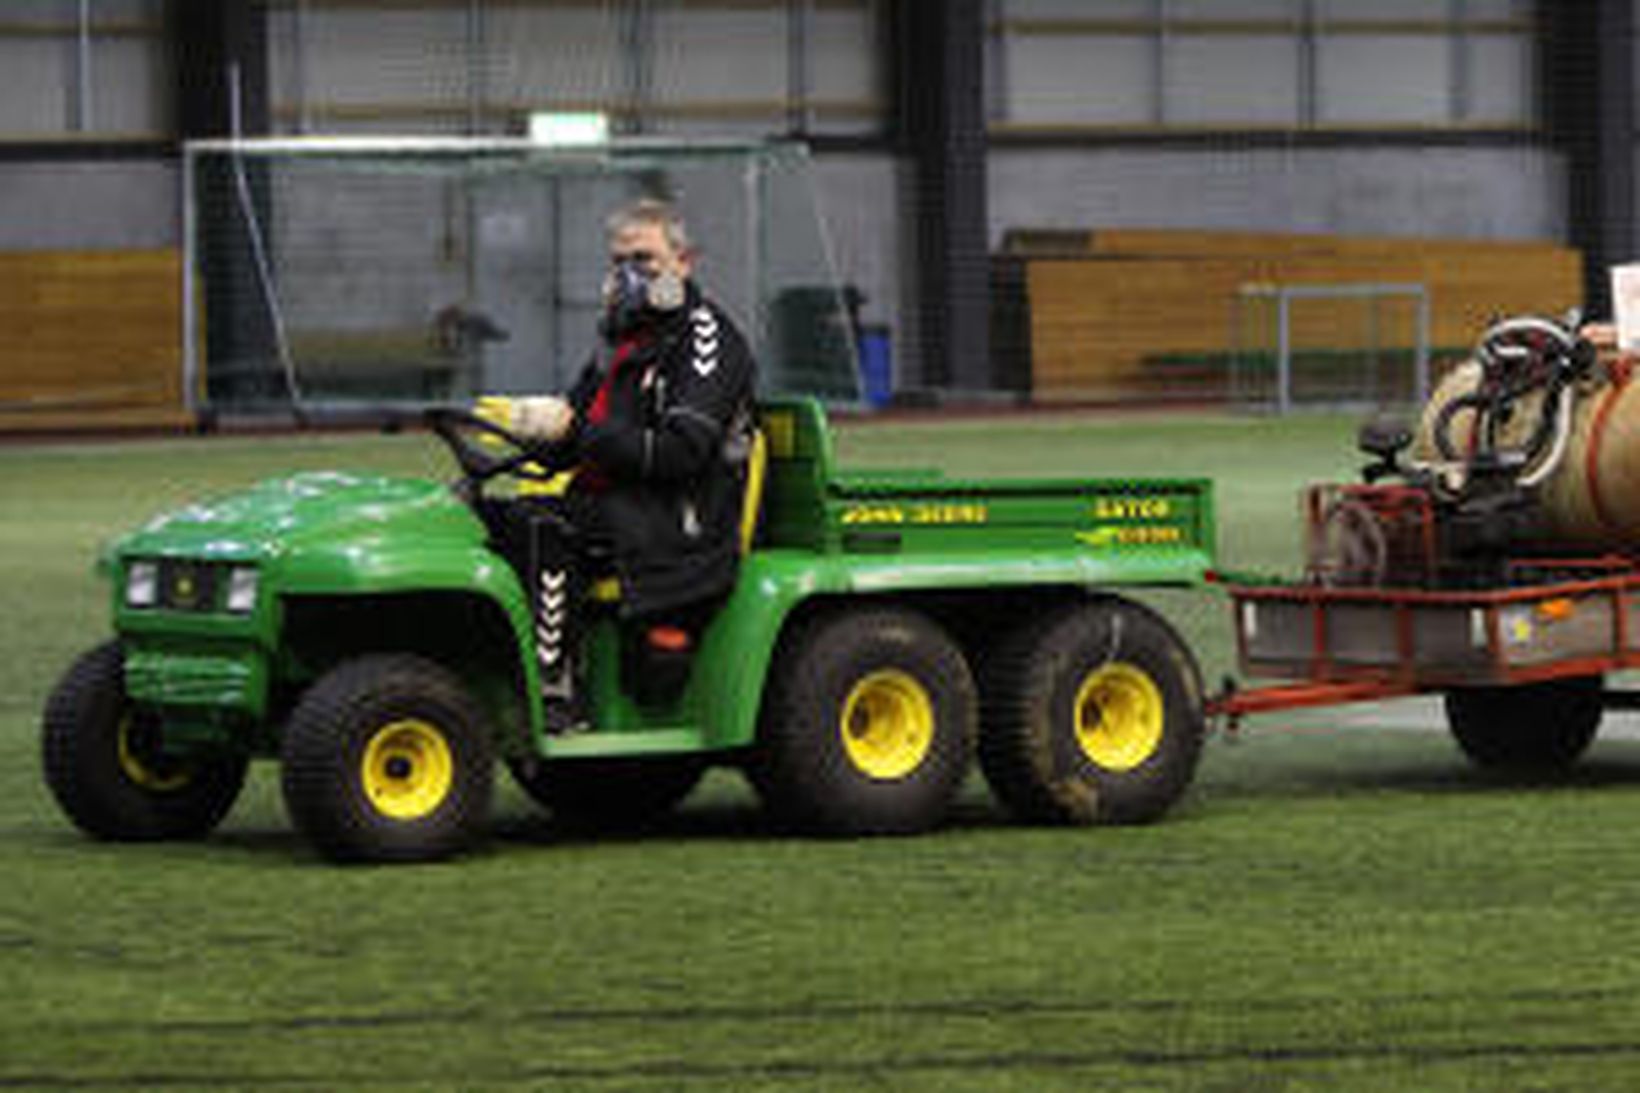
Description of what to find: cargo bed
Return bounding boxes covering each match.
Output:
[1213,560,1640,720]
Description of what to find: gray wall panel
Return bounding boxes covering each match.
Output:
[0,162,177,250]
[988,146,1565,245]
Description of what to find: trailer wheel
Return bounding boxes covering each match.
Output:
[509,757,705,831]
[281,654,494,863]
[1444,675,1603,771]
[42,641,248,841]
[752,607,976,835]
[980,600,1205,825]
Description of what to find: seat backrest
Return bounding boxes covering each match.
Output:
[739,427,769,554]
[754,397,835,550]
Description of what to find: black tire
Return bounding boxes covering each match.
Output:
[979,599,1205,825]
[281,654,494,863]
[1444,675,1603,771]
[41,641,247,841]
[508,756,705,831]
[750,607,976,836]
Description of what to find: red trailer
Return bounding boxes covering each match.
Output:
[1207,314,1640,769]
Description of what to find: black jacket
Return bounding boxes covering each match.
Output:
[562,284,757,617]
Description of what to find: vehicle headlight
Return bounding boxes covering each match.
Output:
[225,566,259,614]
[125,561,158,608]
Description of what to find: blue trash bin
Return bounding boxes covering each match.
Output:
[858,324,892,408]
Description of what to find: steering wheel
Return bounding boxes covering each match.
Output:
[422,406,566,489]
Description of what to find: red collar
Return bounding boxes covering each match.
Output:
[586,333,652,425]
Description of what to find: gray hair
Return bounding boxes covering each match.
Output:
[606,198,691,254]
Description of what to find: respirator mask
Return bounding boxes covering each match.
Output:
[601,257,686,340]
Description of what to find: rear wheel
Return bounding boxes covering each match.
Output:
[1445,675,1603,771]
[980,599,1204,825]
[751,607,976,835]
[281,655,494,863]
[42,642,248,841]
[509,757,705,831]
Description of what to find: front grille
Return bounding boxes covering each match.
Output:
[123,648,259,708]
[157,560,223,612]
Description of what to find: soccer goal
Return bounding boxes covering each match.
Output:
[1230,282,1432,414]
[182,136,861,420]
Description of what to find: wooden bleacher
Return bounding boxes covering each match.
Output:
[994,229,1584,403]
[0,249,192,433]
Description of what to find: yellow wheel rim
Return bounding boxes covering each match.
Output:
[361,720,455,820]
[1073,663,1165,771]
[840,669,936,780]
[117,714,191,792]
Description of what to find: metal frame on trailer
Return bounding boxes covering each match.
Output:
[1210,559,1640,727]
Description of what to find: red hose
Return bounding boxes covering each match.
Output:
[1585,357,1633,539]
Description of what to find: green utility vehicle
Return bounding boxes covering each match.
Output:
[44,398,1214,861]
[41,138,1217,862]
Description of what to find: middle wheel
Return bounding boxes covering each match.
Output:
[508,756,706,831]
[751,606,976,835]
[979,598,1205,826]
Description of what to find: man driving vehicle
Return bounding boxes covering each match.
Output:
[508,198,758,724]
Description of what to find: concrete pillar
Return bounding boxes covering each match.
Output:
[172,0,269,139]
[892,0,993,396]
[171,0,279,415]
[1543,0,1634,317]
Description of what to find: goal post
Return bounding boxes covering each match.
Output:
[181,136,863,420]
[1230,282,1432,414]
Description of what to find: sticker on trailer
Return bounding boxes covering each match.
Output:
[1501,607,1534,646]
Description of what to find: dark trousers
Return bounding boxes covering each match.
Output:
[504,493,610,702]
[505,493,724,708]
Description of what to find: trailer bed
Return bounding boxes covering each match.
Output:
[1222,561,1640,692]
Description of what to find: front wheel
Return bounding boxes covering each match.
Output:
[42,642,248,841]
[1445,675,1603,771]
[751,607,976,836]
[281,655,495,863]
[979,599,1205,825]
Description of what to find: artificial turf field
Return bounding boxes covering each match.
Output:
[7,411,1640,1090]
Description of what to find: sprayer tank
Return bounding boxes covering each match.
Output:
[1415,358,1640,548]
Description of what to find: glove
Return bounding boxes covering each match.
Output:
[510,395,575,442]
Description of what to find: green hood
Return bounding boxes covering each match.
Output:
[114,471,484,563]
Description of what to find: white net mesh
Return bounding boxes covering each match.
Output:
[185,137,862,418]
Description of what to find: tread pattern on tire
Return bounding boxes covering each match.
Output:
[42,641,247,842]
[281,653,494,863]
[979,598,1204,826]
[751,606,976,836]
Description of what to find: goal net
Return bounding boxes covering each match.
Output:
[1230,282,1432,414]
[183,136,861,419]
